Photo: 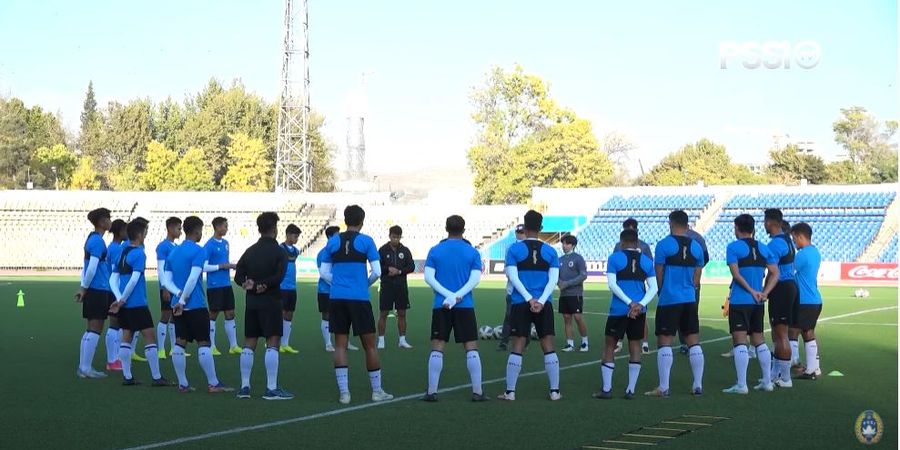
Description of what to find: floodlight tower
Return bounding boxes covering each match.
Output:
[274,0,311,192]
[345,71,373,181]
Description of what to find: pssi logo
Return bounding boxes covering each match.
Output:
[719,40,821,70]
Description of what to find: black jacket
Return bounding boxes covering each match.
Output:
[378,242,414,287]
[234,237,287,309]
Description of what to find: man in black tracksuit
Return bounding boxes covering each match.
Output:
[377,225,415,349]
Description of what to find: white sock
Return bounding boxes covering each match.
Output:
[734,345,749,387]
[105,327,119,364]
[225,319,238,349]
[688,345,704,389]
[506,353,523,392]
[199,346,219,386]
[167,322,176,350]
[581,337,589,346]
[377,336,385,347]
[601,361,614,392]
[79,331,100,372]
[627,362,641,393]
[756,344,771,384]
[172,345,188,387]
[321,320,332,347]
[131,333,139,350]
[776,358,791,382]
[566,339,574,347]
[145,345,161,379]
[427,351,443,394]
[790,339,799,364]
[399,335,408,345]
[156,323,167,352]
[240,348,254,388]
[210,320,217,348]
[282,320,293,347]
[466,350,483,395]
[805,339,819,373]
[657,346,673,391]
[368,369,383,392]
[335,366,349,394]
[544,351,560,391]
[118,344,133,379]
[265,347,279,390]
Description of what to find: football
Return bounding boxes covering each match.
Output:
[530,324,538,340]
[854,288,871,298]
[479,325,494,340]
[493,325,503,339]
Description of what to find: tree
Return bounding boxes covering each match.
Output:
[824,160,857,184]
[104,99,153,172]
[172,147,215,191]
[80,81,98,134]
[602,131,636,185]
[765,144,827,184]
[0,97,30,188]
[641,138,764,185]
[152,97,185,152]
[466,65,613,204]
[69,157,101,190]
[220,133,271,191]
[140,140,178,190]
[833,107,898,183]
[32,144,77,189]
[308,112,337,192]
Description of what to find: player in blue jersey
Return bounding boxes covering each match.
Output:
[498,224,526,351]
[103,218,128,372]
[154,216,182,360]
[789,222,823,380]
[109,219,172,387]
[421,215,486,402]
[498,210,562,402]
[317,226,346,352]
[595,229,658,400]
[763,209,797,386]
[279,224,301,354]
[645,210,706,398]
[613,218,654,354]
[320,205,393,404]
[161,216,233,394]
[204,216,239,356]
[75,208,114,379]
[722,214,779,394]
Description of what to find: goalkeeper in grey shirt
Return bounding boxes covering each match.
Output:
[558,235,589,352]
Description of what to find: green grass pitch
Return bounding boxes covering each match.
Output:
[1,278,896,449]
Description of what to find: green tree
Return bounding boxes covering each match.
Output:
[69,157,101,190]
[0,97,30,188]
[833,106,898,183]
[466,65,613,204]
[641,139,763,185]
[765,144,828,184]
[104,99,153,172]
[32,144,77,189]
[173,147,215,191]
[221,133,271,191]
[152,97,185,152]
[140,140,178,190]
[80,81,98,134]
[824,160,857,184]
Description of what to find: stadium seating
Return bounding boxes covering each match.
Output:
[878,234,898,263]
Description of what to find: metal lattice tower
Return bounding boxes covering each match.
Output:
[274,0,311,192]
[345,116,366,180]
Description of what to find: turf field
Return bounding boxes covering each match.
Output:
[1,278,896,449]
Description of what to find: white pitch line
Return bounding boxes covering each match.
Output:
[122,305,897,450]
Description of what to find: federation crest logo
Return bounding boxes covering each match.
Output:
[855,410,883,445]
[399,253,405,259]
[567,261,574,268]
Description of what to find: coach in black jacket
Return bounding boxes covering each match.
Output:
[377,225,415,349]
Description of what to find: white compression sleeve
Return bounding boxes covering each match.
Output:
[161,270,181,297]
[119,271,141,303]
[454,270,482,298]
[537,267,559,304]
[368,262,381,285]
[505,266,532,301]
[607,273,634,305]
[180,267,203,305]
[319,262,333,284]
[203,262,220,272]
[639,277,659,307]
[424,266,456,298]
[81,256,99,289]
[109,272,123,300]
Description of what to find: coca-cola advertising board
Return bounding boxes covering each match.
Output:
[840,263,899,282]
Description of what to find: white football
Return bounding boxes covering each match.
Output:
[862,289,870,298]
[479,326,494,340]
[530,324,538,340]
[493,325,503,339]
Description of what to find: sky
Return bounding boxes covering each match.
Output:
[0,0,897,176]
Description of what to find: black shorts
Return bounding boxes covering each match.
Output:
[558,296,584,315]
[792,304,822,331]
[430,308,478,343]
[379,284,410,311]
[207,286,235,312]
[768,280,797,326]
[280,290,297,312]
[605,314,646,341]
[728,304,765,334]
[329,300,376,336]
[175,308,211,343]
[82,289,114,320]
[317,293,330,313]
[159,289,172,311]
[119,306,154,332]
[655,302,700,336]
[509,302,555,338]
[245,306,282,338]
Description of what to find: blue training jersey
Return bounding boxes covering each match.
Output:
[156,239,176,264]
[607,249,655,316]
[316,246,330,294]
[505,239,560,304]
[425,238,483,309]
[654,235,704,306]
[167,240,208,310]
[726,239,777,306]
[203,238,231,288]
[322,231,380,302]
[108,240,125,272]
[117,246,147,308]
[767,233,796,282]
[280,243,299,291]
[83,231,111,291]
[794,245,822,305]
